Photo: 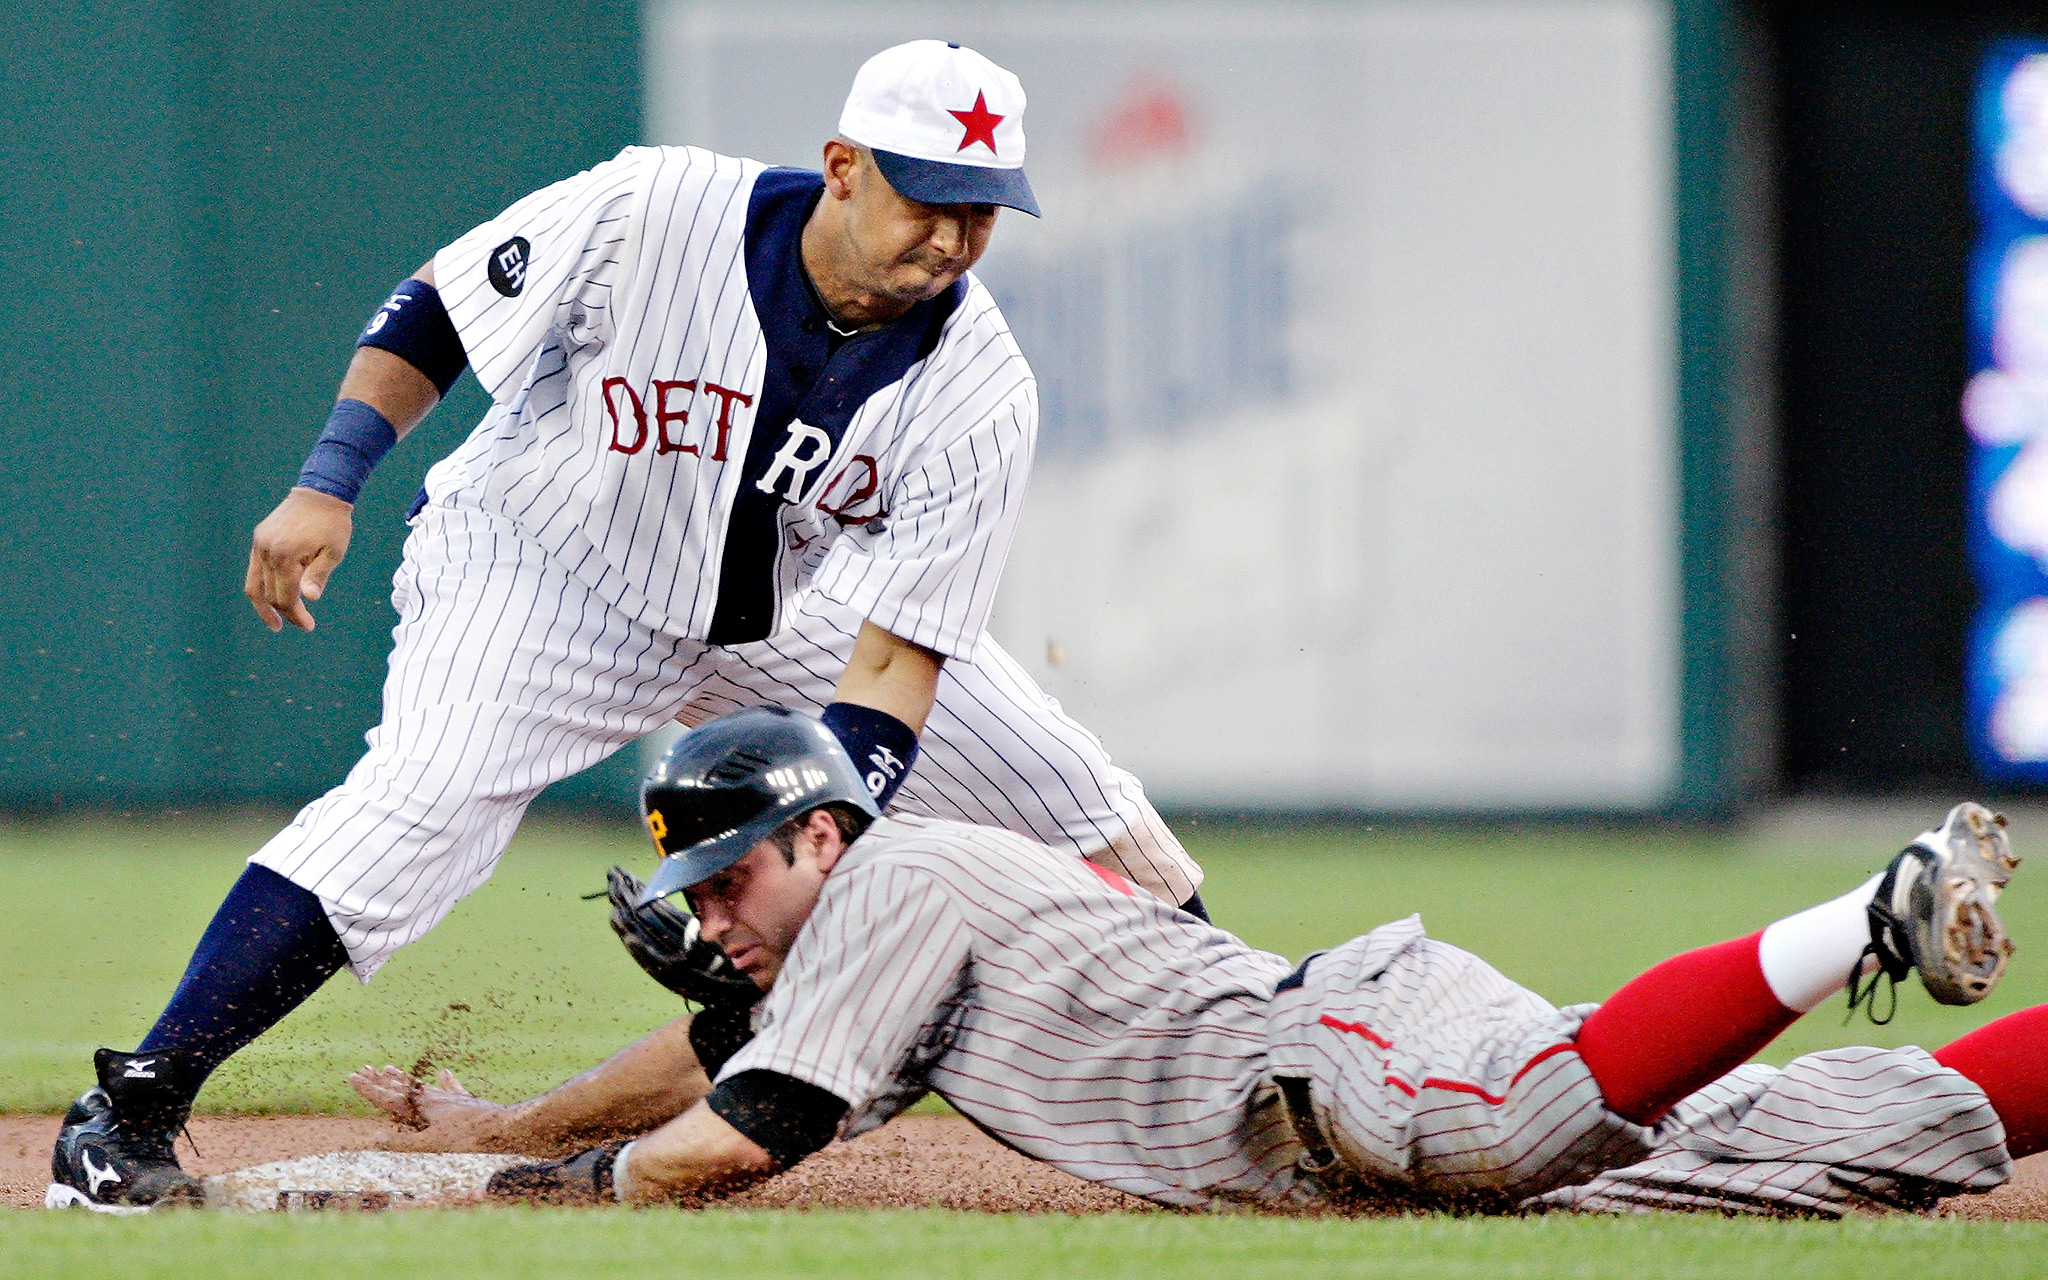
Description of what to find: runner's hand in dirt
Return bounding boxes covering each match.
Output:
[351,1065,517,1153]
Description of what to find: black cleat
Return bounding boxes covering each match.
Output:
[1850,802,2021,1022]
[45,1048,204,1213]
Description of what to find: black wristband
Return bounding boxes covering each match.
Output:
[704,1069,848,1170]
[358,277,467,396]
[688,1000,759,1080]
[819,702,918,808]
[298,398,397,504]
[485,1140,626,1204]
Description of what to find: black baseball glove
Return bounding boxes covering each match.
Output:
[488,1140,629,1205]
[604,865,762,1007]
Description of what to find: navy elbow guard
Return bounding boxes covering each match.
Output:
[820,702,918,809]
[357,277,467,396]
[704,1070,847,1170]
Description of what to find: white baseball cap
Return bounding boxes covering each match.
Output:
[838,40,1040,217]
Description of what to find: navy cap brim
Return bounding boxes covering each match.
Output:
[637,841,749,907]
[871,149,1040,217]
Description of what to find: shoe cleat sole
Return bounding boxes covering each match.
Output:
[44,1183,153,1215]
[1911,803,2020,1006]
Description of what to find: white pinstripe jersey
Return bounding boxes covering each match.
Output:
[424,146,1036,659]
[719,813,1303,1207]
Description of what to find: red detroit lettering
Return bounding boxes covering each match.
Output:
[652,379,696,455]
[603,377,646,454]
[700,382,751,463]
[816,455,880,519]
[602,377,752,461]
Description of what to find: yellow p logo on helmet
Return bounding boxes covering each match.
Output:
[646,809,669,855]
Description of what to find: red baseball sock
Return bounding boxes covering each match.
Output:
[1574,931,1800,1125]
[1934,1005,2048,1160]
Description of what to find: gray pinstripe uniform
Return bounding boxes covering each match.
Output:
[723,814,2013,1214]
[250,146,1198,980]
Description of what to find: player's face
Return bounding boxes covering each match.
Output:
[684,814,844,989]
[844,160,999,305]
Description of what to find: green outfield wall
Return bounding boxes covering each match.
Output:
[0,1,1751,814]
[0,1,641,810]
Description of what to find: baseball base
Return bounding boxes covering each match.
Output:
[201,1151,523,1212]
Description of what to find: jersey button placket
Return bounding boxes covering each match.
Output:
[795,333,871,429]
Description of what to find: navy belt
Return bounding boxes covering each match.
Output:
[1271,952,1342,1176]
[1275,953,1317,995]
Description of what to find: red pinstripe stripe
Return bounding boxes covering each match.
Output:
[1337,1022,1575,1109]
[1417,1053,1586,1150]
[1511,1042,1578,1088]
[1081,859,1137,896]
[1417,1075,1507,1106]
[1320,1014,1393,1049]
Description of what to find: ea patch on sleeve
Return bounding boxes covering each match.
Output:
[487,236,530,297]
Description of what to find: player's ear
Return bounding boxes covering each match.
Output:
[820,138,862,201]
[807,807,848,873]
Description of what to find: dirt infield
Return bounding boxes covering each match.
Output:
[2,1113,1149,1214]
[8,1112,2048,1218]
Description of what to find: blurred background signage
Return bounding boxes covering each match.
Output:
[1968,38,2048,781]
[650,0,1681,809]
[25,2,2025,815]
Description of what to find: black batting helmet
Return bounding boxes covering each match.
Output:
[636,707,880,906]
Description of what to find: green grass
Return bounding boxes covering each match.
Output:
[9,811,2048,1272]
[0,814,686,1113]
[3,1207,2045,1279]
[7,813,2048,1113]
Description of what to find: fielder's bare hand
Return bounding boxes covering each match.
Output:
[247,487,354,632]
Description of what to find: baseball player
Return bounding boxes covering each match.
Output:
[47,41,1207,1213]
[435,708,2035,1215]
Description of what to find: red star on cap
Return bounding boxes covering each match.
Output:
[949,91,1003,154]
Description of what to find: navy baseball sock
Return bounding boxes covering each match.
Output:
[137,864,350,1096]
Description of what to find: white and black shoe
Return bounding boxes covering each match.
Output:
[1850,802,2021,1022]
[45,1048,204,1213]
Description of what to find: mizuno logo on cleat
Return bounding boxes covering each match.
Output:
[81,1150,122,1195]
[122,1059,158,1079]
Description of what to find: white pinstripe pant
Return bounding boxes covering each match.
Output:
[1538,1047,2012,1215]
[1266,918,2013,1213]
[1267,916,1658,1207]
[253,502,1199,979]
